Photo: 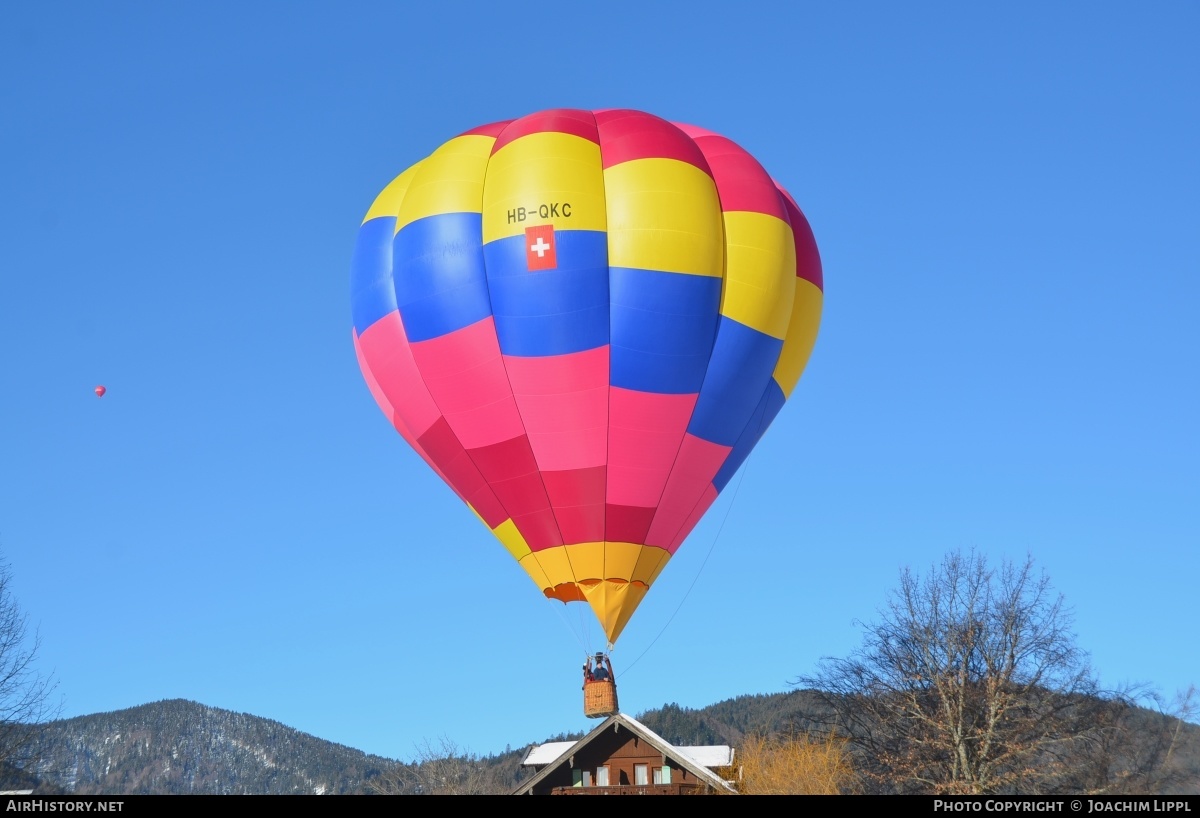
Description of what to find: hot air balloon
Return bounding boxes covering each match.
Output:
[94,385,106,398]
[351,109,823,649]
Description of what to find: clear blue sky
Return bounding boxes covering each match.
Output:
[1,2,1196,762]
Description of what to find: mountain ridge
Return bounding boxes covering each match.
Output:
[13,691,1200,795]
[22,698,399,795]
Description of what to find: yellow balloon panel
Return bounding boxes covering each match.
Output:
[581,580,649,646]
[491,518,532,561]
[720,211,796,340]
[482,132,607,242]
[395,134,496,232]
[773,278,824,397]
[512,541,671,644]
[363,163,423,224]
[604,158,724,276]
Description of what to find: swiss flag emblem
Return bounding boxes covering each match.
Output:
[525,225,557,271]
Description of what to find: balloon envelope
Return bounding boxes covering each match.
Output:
[351,109,823,645]
[94,385,106,398]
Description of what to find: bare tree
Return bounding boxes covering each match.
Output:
[1067,684,1199,795]
[369,736,510,795]
[795,549,1171,795]
[0,558,58,783]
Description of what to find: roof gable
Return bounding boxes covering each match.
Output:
[513,713,737,795]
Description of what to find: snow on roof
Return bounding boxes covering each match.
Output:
[520,717,734,769]
[614,714,734,765]
[522,740,576,766]
[676,745,735,768]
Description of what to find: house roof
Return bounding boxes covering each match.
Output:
[514,712,737,795]
[521,741,577,766]
[676,745,736,768]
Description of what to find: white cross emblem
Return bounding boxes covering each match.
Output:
[530,236,551,257]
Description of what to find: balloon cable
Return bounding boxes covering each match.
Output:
[545,584,596,658]
[618,448,755,679]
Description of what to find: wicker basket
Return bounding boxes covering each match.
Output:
[583,679,619,718]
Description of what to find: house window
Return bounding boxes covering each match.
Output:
[634,764,649,785]
[582,770,593,787]
[654,765,672,784]
[596,766,610,786]
[572,769,583,787]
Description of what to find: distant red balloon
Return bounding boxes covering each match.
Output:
[94,386,106,398]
